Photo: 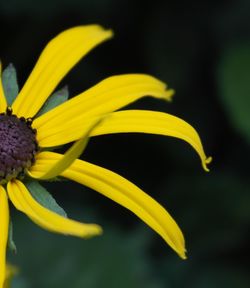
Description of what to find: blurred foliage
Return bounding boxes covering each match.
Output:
[9,210,161,288]
[218,44,250,143]
[1,0,250,287]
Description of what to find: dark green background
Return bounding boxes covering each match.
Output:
[1,0,250,287]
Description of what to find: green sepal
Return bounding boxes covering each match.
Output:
[25,180,67,217]
[8,220,17,254]
[36,86,69,117]
[2,63,19,105]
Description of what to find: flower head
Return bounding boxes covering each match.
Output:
[0,25,211,286]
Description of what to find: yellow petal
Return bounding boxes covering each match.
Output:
[35,110,211,171]
[33,74,174,132]
[12,25,113,118]
[0,62,7,113]
[91,110,211,171]
[29,117,103,179]
[35,115,101,147]
[29,152,186,259]
[7,180,102,238]
[0,186,9,287]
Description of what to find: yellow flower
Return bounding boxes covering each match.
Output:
[0,25,211,286]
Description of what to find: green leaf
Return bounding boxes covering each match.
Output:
[10,214,160,288]
[2,63,19,105]
[8,220,17,254]
[36,86,69,116]
[25,181,67,217]
[218,43,250,143]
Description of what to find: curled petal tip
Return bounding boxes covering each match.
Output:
[106,29,114,38]
[100,28,114,41]
[95,24,113,35]
[167,89,175,101]
[203,156,212,172]
[98,25,113,39]
[178,249,187,260]
[206,156,213,164]
[162,88,175,102]
[181,254,187,260]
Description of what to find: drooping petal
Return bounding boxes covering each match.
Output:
[33,74,174,131]
[35,110,211,171]
[29,152,186,259]
[0,62,7,113]
[7,180,102,238]
[0,186,9,287]
[92,110,212,170]
[12,25,113,118]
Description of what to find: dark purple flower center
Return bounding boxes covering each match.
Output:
[0,108,38,184]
